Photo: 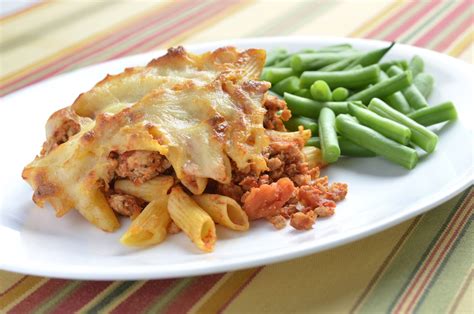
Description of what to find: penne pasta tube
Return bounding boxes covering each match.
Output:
[120,197,170,247]
[114,176,174,202]
[193,194,249,231]
[168,186,216,252]
[180,176,208,195]
[303,146,327,169]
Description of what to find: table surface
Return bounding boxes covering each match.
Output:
[0,1,472,313]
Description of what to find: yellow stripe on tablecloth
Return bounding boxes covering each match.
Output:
[350,1,404,37]
[448,269,474,314]
[155,0,254,50]
[448,29,474,58]
[0,271,24,295]
[294,1,391,37]
[180,1,302,45]
[0,276,46,312]
[458,43,474,64]
[190,268,259,314]
[222,220,413,313]
[0,0,160,79]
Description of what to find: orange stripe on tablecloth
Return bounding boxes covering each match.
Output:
[161,274,225,314]
[0,276,44,311]
[383,0,442,41]
[0,0,179,85]
[413,0,471,47]
[349,216,422,314]
[350,1,404,37]
[393,194,473,313]
[0,0,51,23]
[449,269,474,314]
[364,1,419,38]
[448,29,474,57]
[7,279,69,313]
[434,10,474,52]
[48,281,114,314]
[107,279,177,314]
[0,0,193,95]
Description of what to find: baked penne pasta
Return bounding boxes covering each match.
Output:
[114,176,174,202]
[193,194,249,231]
[120,197,170,247]
[168,186,216,252]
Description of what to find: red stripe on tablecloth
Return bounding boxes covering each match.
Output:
[0,0,196,93]
[403,197,473,312]
[414,0,471,47]
[8,279,68,313]
[109,279,178,314]
[383,0,442,41]
[434,10,474,51]
[394,194,473,312]
[162,274,226,314]
[364,1,420,38]
[49,281,113,314]
[218,267,264,313]
[108,0,233,59]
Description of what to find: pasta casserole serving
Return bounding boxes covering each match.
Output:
[22,46,347,252]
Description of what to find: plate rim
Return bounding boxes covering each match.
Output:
[1,36,473,280]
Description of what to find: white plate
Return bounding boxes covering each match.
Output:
[0,37,472,280]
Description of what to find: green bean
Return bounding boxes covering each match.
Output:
[345,42,395,69]
[348,103,411,145]
[305,136,376,157]
[409,55,424,77]
[318,57,358,71]
[294,88,312,98]
[387,65,428,110]
[300,64,380,89]
[335,114,418,169]
[378,71,412,114]
[310,80,332,101]
[318,108,340,163]
[261,67,294,84]
[347,70,412,104]
[284,93,323,118]
[380,60,409,71]
[368,98,438,153]
[291,51,361,73]
[265,48,288,67]
[306,137,321,147]
[317,44,353,52]
[332,87,349,101]
[267,90,283,99]
[284,116,318,135]
[413,73,434,99]
[283,93,353,118]
[407,101,457,126]
[272,76,300,95]
[272,57,292,68]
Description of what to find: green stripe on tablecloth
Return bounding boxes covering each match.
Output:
[425,5,473,49]
[415,217,473,313]
[399,0,456,43]
[144,278,194,313]
[86,281,137,313]
[357,189,470,313]
[34,281,82,314]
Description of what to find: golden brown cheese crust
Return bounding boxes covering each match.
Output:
[22,46,269,232]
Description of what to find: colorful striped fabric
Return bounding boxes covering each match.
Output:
[1,0,473,313]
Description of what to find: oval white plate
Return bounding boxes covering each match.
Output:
[0,37,472,280]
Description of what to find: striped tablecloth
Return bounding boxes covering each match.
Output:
[1,1,472,313]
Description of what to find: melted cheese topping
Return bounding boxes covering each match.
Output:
[22,46,270,232]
